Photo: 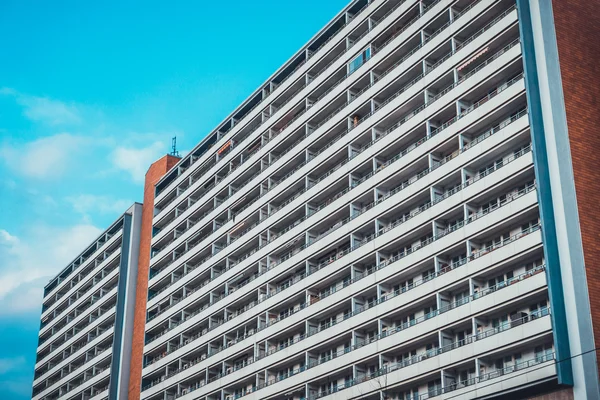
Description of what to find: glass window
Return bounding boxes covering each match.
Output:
[349,54,363,74]
[348,47,372,74]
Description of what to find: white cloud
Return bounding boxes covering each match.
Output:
[0,277,51,316]
[0,133,90,179]
[0,357,26,375]
[0,87,81,125]
[110,141,165,183]
[67,194,132,217]
[0,229,18,248]
[1,87,176,182]
[0,224,102,315]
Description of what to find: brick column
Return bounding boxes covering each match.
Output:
[128,154,179,400]
[529,387,574,400]
[552,0,600,375]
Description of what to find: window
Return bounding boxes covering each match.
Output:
[320,382,334,395]
[344,374,353,386]
[499,193,508,205]
[401,389,419,400]
[459,367,476,383]
[455,290,469,305]
[424,305,437,319]
[278,366,296,380]
[446,218,462,232]
[398,313,416,328]
[496,352,522,372]
[348,47,371,74]
[367,330,377,342]
[522,218,539,232]
[488,270,513,289]
[399,349,417,365]
[425,342,437,357]
[492,314,510,331]
[394,278,414,293]
[484,232,510,251]
[427,379,442,396]
[319,316,335,330]
[514,144,529,158]
[423,268,435,281]
[282,336,292,348]
[343,341,351,353]
[495,358,504,370]
[279,306,294,319]
[366,295,377,307]
[233,357,247,370]
[535,344,553,363]
[530,300,548,317]
[512,353,523,371]
[319,284,336,298]
[320,348,334,362]
[452,254,466,266]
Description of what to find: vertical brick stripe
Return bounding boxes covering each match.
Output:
[128,155,179,400]
[529,387,574,400]
[552,0,600,375]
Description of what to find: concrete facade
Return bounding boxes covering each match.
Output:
[32,204,143,400]
[139,0,560,399]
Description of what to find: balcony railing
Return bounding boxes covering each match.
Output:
[37,304,116,365]
[143,115,532,348]
[42,240,121,319]
[141,230,544,393]
[162,264,547,399]
[312,309,551,399]
[153,0,379,201]
[34,322,115,382]
[41,280,118,336]
[150,0,498,242]
[149,32,524,294]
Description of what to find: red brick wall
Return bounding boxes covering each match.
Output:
[528,387,574,400]
[551,0,600,373]
[128,155,179,400]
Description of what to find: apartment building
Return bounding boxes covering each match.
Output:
[132,0,599,399]
[31,0,600,399]
[32,204,143,400]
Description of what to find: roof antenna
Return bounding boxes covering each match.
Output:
[170,136,180,157]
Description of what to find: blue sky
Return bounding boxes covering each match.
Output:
[0,0,348,397]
